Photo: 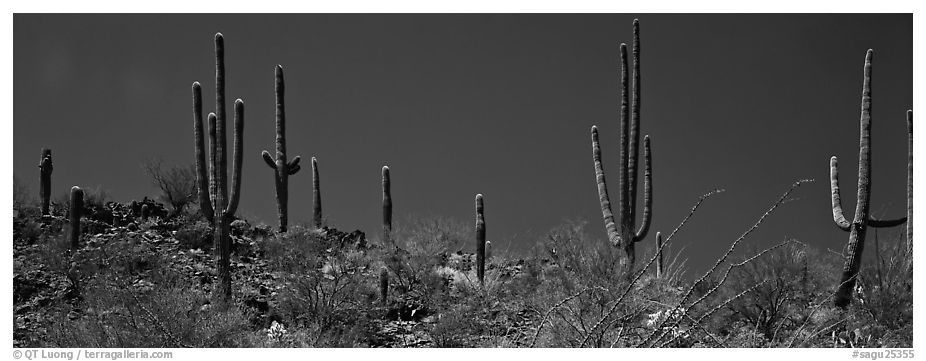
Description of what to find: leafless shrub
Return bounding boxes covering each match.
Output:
[143,159,197,217]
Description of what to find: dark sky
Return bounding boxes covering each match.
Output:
[13,14,912,275]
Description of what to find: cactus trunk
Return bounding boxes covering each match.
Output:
[382,166,392,244]
[69,186,83,250]
[141,204,150,222]
[655,231,663,278]
[192,33,245,305]
[312,157,322,228]
[590,20,653,277]
[907,110,913,252]
[379,268,389,304]
[39,149,53,216]
[830,50,907,308]
[262,65,301,233]
[475,194,486,285]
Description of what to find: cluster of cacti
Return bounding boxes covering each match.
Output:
[313,157,322,229]
[591,19,653,273]
[39,148,53,216]
[475,194,486,284]
[382,166,392,244]
[262,65,302,233]
[828,50,909,308]
[69,186,83,249]
[192,33,245,304]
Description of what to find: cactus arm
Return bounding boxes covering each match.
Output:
[592,126,622,247]
[628,20,641,220]
[262,150,276,169]
[225,99,244,216]
[208,113,218,210]
[618,43,630,226]
[634,136,652,241]
[192,82,214,222]
[830,156,852,231]
[287,164,301,175]
[288,155,301,169]
[907,110,913,248]
[312,157,322,228]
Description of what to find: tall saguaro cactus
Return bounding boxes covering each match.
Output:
[39,148,53,216]
[475,194,486,285]
[69,186,83,250]
[590,20,653,272]
[382,166,392,243]
[829,50,907,308]
[262,65,302,232]
[192,33,245,304]
[907,110,913,252]
[312,157,322,229]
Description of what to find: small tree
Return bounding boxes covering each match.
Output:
[143,159,197,217]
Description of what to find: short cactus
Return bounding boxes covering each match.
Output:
[261,65,302,233]
[140,204,150,222]
[379,268,389,304]
[655,231,663,278]
[829,50,907,308]
[590,20,653,273]
[382,166,392,244]
[192,33,245,304]
[39,148,53,216]
[312,157,322,229]
[475,194,486,284]
[69,186,83,250]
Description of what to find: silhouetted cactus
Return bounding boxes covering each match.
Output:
[655,231,663,278]
[312,157,322,229]
[379,268,389,304]
[382,166,392,243]
[262,65,301,233]
[39,148,53,216]
[475,194,486,284]
[590,20,653,273]
[907,110,913,251]
[192,33,245,304]
[830,50,907,308]
[69,186,83,250]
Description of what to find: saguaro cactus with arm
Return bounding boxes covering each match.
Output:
[262,65,302,232]
[192,33,245,304]
[590,20,653,274]
[830,50,907,308]
[39,148,53,216]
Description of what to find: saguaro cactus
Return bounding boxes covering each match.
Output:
[140,204,150,222]
[39,148,53,216]
[475,194,486,284]
[382,166,392,243]
[192,33,245,304]
[655,231,663,278]
[829,50,907,308]
[69,186,83,249]
[262,65,302,233]
[590,20,653,272]
[312,157,322,229]
[907,110,913,251]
